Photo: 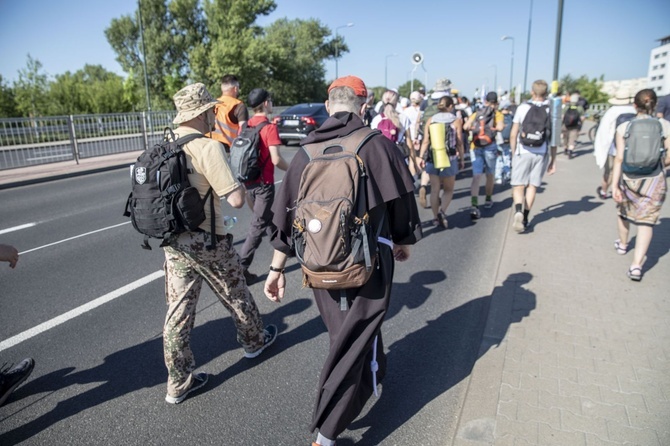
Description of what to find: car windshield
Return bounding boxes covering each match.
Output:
[283,104,323,115]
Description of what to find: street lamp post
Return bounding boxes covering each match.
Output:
[335,23,354,79]
[490,64,497,93]
[501,35,515,94]
[523,0,534,95]
[385,53,397,88]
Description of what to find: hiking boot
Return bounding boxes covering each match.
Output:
[513,211,525,233]
[165,372,208,404]
[470,206,480,220]
[243,269,260,285]
[244,324,278,359]
[418,186,427,209]
[0,358,35,407]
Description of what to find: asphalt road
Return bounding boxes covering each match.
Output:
[0,146,509,445]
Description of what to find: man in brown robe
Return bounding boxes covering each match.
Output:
[263,76,422,446]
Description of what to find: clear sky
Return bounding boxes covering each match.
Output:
[1,0,669,102]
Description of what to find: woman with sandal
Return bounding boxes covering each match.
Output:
[612,88,670,281]
[418,96,465,229]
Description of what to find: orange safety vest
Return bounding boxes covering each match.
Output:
[208,95,244,149]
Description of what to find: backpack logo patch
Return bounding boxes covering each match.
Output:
[134,167,147,185]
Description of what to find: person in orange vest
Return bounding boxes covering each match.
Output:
[208,74,249,151]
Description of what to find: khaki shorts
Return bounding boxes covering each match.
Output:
[562,125,579,148]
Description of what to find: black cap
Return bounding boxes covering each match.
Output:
[248,88,270,108]
[485,91,498,103]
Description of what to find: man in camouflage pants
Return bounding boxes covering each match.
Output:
[162,83,277,404]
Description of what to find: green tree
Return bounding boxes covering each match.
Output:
[560,74,609,105]
[49,65,130,115]
[105,0,205,110]
[398,80,424,99]
[0,75,19,118]
[14,54,50,117]
[189,0,277,96]
[259,18,339,104]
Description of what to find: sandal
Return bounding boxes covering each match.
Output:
[597,186,611,200]
[437,211,448,229]
[627,266,642,281]
[614,240,627,255]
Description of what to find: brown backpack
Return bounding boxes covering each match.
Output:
[292,127,382,301]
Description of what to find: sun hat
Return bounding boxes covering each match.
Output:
[410,91,422,103]
[434,78,451,92]
[328,75,368,97]
[173,83,218,125]
[608,92,634,106]
[570,93,580,104]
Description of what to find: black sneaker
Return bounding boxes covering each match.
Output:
[0,358,35,407]
[244,324,278,359]
[165,372,208,404]
[243,269,260,285]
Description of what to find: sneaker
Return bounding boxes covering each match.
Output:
[512,211,525,233]
[470,206,480,220]
[244,324,278,359]
[484,200,493,209]
[243,269,260,285]
[418,186,427,209]
[0,358,35,407]
[165,372,208,404]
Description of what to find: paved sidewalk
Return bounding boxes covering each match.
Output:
[0,151,142,189]
[454,143,670,445]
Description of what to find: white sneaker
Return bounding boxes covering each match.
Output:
[513,212,525,233]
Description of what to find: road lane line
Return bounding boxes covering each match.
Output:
[0,223,37,235]
[19,221,131,255]
[0,270,164,352]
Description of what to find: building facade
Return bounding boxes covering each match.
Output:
[648,35,670,96]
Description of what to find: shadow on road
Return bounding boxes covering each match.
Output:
[526,195,603,230]
[345,272,536,445]
[0,298,315,444]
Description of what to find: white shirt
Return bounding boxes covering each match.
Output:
[513,100,550,155]
[401,105,422,140]
[593,105,636,169]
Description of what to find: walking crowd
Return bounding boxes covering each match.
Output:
[2,70,669,446]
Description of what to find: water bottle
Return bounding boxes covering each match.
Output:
[223,216,237,230]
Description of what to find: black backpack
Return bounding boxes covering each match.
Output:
[563,106,581,128]
[615,112,636,129]
[229,121,268,183]
[123,128,215,250]
[520,103,550,147]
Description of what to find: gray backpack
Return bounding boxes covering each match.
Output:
[622,118,665,177]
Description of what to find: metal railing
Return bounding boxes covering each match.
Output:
[0,107,291,171]
[0,111,176,170]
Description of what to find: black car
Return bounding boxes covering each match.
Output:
[273,103,329,145]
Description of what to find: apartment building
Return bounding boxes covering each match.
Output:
[648,35,670,95]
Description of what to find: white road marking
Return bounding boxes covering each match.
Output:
[0,222,37,235]
[19,221,131,255]
[0,270,164,352]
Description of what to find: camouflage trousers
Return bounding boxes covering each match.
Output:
[163,231,265,397]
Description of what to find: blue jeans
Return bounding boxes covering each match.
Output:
[495,143,511,182]
[471,143,498,175]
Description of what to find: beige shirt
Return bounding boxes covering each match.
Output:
[175,126,240,234]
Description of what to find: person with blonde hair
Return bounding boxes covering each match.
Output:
[418,96,465,228]
[612,88,670,281]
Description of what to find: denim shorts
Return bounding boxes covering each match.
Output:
[471,144,498,175]
[425,157,459,177]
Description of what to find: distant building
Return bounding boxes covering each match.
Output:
[601,78,648,101]
[648,35,670,95]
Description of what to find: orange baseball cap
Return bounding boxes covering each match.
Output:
[328,75,367,97]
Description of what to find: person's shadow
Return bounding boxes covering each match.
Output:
[625,217,670,272]
[341,272,536,445]
[526,195,603,230]
[0,298,318,444]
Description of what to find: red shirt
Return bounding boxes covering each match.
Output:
[246,115,281,185]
